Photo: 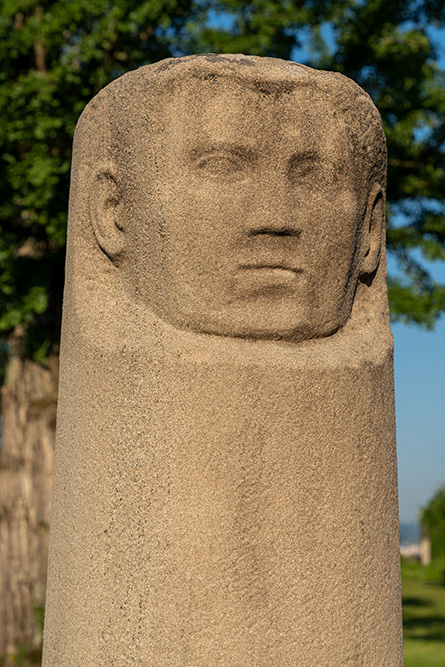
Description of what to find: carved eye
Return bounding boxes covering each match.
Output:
[195,152,248,180]
[287,153,320,183]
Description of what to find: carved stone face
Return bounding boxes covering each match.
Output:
[126,80,375,341]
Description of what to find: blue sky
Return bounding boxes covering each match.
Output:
[388,23,445,524]
[393,246,445,523]
[394,314,445,523]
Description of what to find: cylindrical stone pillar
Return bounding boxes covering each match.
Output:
[43,54,403,666]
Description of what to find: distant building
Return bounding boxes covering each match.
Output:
[400,543,421,560]
[399,523,431,565]
[420,526,431,566]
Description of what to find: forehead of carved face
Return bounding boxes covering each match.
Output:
[128,78,377,341]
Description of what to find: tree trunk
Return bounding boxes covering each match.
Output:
[0,354,58,666]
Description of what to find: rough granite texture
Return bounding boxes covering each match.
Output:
[42,54,403,665]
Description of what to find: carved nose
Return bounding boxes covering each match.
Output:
[247,184,301,237]
[243,227,302,262]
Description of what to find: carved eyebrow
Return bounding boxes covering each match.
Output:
[188,143,259,164]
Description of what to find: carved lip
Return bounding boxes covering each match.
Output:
[236,264,303,289]
[239,264,303,275]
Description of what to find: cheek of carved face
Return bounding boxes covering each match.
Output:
[141,86,362,341]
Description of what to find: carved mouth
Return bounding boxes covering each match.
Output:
[240,264,303,275]
[236,265,303,291]
[248,229,301,238]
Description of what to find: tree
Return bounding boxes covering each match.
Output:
[0,0,444,662]
[421,484,445,560]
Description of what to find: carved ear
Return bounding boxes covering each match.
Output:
[89,166,124,262]
[360,183,384,278]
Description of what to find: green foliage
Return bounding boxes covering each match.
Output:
[0,0,199,360]
[402,558,445,666]
[421,485,445,559]
[0,0,444,362]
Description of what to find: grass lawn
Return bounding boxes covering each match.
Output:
[402,557,445,666]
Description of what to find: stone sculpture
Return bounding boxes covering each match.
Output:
[43,54,403,665]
